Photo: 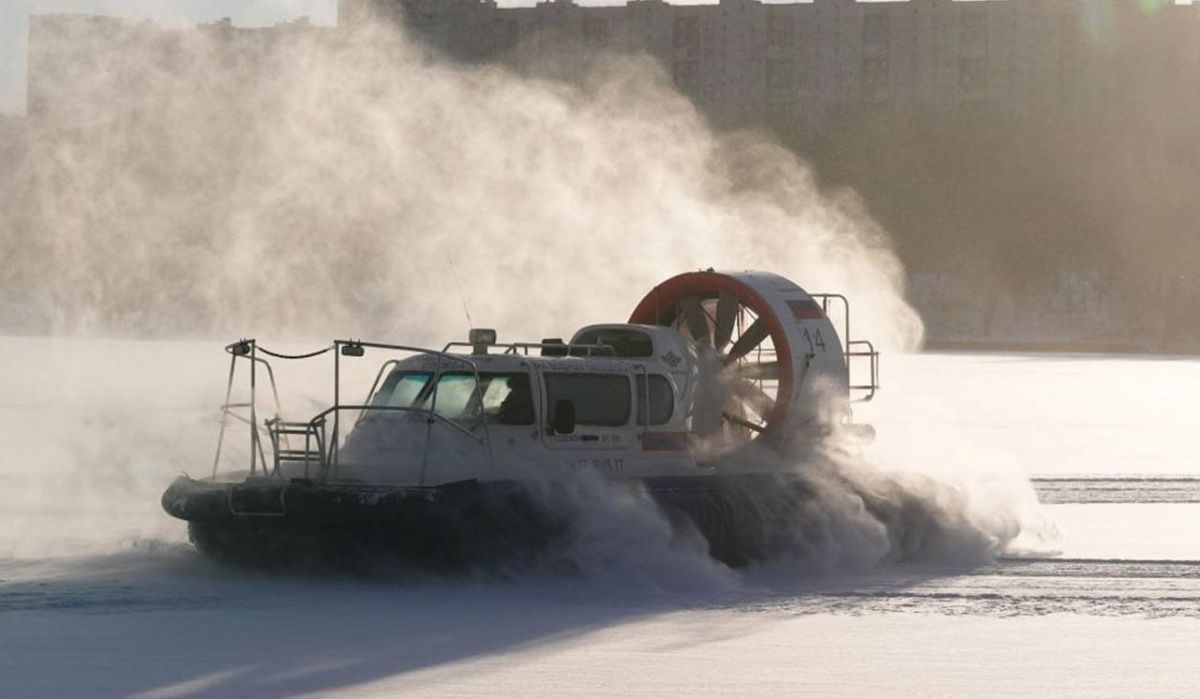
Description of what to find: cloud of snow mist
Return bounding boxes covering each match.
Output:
[0,13,1042,574]
[0,13,920,352]
[0,337,224,559]
[512,471,740,592]
[771,448,1028,570]
[515,385,1037,580]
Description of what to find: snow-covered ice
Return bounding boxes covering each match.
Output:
[3,337,1199,697]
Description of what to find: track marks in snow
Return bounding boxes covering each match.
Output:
[1033,477,1200,504]
[738,557,1200,617]
[5,553,1200,621]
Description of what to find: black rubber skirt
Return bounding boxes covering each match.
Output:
[162,473,819,572]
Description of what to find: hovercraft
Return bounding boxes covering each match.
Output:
[162,270,879,570]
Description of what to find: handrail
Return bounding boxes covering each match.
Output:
[309,404,487,445]
[441,340,616,356]
[265,415,326,479]
[213,341,283,478]
[362,358,402,407]
[809,294,880,403]
[211,338,500,483]
[339,339,457,355]
[810,293,851,361]
[846,339,879,402]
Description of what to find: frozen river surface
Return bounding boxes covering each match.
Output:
[2,338,1199,697]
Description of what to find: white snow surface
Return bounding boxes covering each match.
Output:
[2,337,1200,697]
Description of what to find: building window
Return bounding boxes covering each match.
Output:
[583,18,609,46]
[673,59,700,89]
[959,57,986,91]
[674,16,700,54]
[860,57,888,91]
[767,16,794,48]
[767,59,794,90]
[863,13,889,45]
[767,93,798,122]
[961,10,987,46]
[961,100,988,115]
[490,18,519,48]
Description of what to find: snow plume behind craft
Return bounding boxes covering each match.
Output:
[543,452,1028,583]
[0,11,1041,573]
[0,12,918,351]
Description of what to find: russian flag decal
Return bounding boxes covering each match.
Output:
[787,299,824,320]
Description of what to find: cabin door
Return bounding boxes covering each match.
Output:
[539,371,637,476]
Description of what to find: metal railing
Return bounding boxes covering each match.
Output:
[846,339,880,402]
[211,338,498,486]
[810,293,881,403]
[265,416,326,480]
[441,340,616,357]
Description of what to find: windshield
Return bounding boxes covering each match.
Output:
[373,371,432,408]
[371,370,534,425]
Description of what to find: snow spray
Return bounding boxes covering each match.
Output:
[0,10,1043,571]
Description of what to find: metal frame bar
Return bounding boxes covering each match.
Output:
[209,338,499,486]
[264,415,326,478]
[213,340,285,479]
[846,339,880,402]
[440,340,616,357]
[250,342,258,476]
[211,352,237,479]
[811,293,880,403]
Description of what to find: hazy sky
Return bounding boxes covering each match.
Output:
[0,0,341,114]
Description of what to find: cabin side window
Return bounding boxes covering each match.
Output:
[544,373,631,427]
[433,372,534,425]
[636,374,675,426]
[482,373,534,425]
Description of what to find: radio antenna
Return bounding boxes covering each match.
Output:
[447,263,474,332]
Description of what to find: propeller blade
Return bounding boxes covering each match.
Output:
[713,291,738,351]
[730,379,776,419]
[722,412,766,433]
[737,361,780,381]
[679,295,711,346]
[725,318,769,362]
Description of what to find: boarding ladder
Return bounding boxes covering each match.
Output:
[265,416,327,478]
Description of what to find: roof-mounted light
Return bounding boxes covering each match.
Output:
[469,328,497,355]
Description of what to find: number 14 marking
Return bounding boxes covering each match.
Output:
[803,327,826,354]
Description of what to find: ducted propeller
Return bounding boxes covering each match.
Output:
[657,289,784,447]
[629,270,853,460]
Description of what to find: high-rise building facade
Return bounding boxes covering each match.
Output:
[340,0,1199,130]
